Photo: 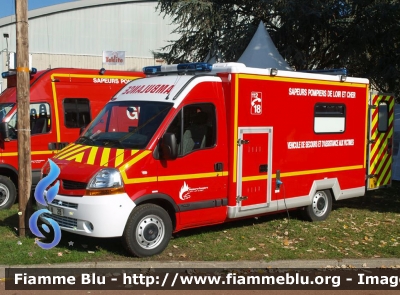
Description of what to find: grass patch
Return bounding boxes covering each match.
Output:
[1,181,399,265]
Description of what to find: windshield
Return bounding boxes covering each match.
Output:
[0,103,15,122]
[76,101,173,149]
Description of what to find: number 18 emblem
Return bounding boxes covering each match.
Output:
[251,92,262,115]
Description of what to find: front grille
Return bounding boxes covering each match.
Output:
[51,199,78,209]
[41,174,58,187]
[63,179,87,190]
[43,213,77,229]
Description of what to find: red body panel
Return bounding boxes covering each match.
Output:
[228,75,367,204]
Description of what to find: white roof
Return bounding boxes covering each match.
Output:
[114,62,369,107]
[114,75,222,108]
[0,0,144,24]
[212,62,369,84]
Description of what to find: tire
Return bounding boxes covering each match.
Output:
[302,190,332,222]
[122,204,172,257]
[0,176,17,210]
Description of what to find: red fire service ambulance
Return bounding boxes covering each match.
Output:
[0,68,145,209]
[39,62,394,257]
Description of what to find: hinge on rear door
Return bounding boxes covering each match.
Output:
[237,139,249,146]
[369,139,376,144]
[369,105,377,110]
[236,195,248,202]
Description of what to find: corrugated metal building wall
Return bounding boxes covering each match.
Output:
[0,0,177,91]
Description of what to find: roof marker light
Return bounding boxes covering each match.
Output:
[143,62,212,75]
[1,71,13,78]
[177,62,212,71]
[270,68,278,76]
[1,67,37,78]
[143,65,161,75]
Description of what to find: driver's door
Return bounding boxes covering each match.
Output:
[156,102,228,228]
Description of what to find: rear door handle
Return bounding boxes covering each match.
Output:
[259,164,268,173]
[214,162,223,172]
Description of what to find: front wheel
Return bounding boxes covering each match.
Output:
[302,190,332,221]
[122,204,172,257]
[0,176,17,210]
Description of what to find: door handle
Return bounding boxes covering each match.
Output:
[48,142,69,150]
[214,162,223,172]
[259,164,268,173]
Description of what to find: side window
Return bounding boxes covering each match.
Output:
[377,101,388,132]
[108,105,140,132]
[30,102,51,135]
[63,98,91,128]
[314,103,346,133]
[93,109,110,134]
[167,103,216,156]
[7,113,18,140]
[167,111,182,147]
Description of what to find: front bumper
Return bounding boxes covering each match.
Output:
[37,192,136,238]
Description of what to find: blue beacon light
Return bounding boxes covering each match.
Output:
[143,62,212,75]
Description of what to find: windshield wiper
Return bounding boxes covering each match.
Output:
[100,138,125,148]
[77,135,95,145]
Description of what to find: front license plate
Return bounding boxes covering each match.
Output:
[49,206,64,216]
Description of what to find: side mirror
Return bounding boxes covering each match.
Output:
[0,122,10,141]
[159,133,178,160]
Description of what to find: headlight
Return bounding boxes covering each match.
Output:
[87,168,122,189]
[86,168,125,196]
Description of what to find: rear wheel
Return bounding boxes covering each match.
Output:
[303,190,332,221]
[122,204,172,257]
[0,176,17,210]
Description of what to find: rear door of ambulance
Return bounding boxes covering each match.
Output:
[367,92,395,189]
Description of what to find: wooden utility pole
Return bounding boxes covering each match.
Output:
[15,0,32,237]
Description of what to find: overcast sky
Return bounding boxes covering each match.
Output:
[0,0,78,19]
